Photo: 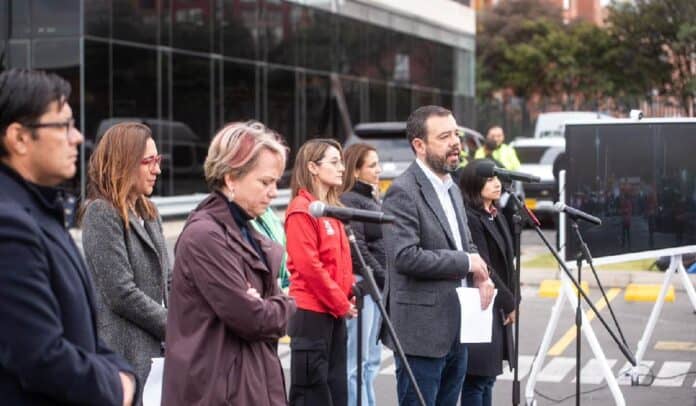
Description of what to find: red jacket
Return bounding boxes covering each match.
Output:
[285,189,354,318]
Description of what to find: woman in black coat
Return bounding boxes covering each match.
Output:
[459,159,517,406]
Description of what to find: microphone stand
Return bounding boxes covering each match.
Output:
[344,224,426,406]
[569,218,631,405]
[505,190,636,406]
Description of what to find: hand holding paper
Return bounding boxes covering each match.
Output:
[456,287,497,343]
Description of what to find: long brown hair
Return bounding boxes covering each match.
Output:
[83,122,157,228]
[341,143,377,194]
[290,138,343,206]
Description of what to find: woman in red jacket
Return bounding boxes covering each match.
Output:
[286,138,356,406]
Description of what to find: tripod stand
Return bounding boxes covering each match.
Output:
[504,190,636,406]
[344,224,426,406]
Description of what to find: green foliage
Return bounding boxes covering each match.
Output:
[477,0,696,115]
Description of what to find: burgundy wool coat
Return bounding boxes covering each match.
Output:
[162,193,296,405]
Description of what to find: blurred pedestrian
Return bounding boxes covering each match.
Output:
[458,159,516,406]
[474,126,520,170]
[80,122,170,402]
[0,68,136,405]
[162,121,296,405]
[340,143,385,406]
[286,138,356,406]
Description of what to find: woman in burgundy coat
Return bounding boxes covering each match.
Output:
[162,121,296,406]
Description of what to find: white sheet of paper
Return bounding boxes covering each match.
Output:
[143,357,164,406]
[456,287,497,343]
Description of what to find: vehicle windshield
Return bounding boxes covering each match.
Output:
[516,146,549,164]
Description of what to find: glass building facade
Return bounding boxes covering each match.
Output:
[0,0,476,197]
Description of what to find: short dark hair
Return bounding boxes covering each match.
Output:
[458,159,498,211]
[406,105,452,151]
[0,69,72,157]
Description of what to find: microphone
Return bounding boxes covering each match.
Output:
[553,202,602,226]
[475,161,541,183]
[308,201,395,224]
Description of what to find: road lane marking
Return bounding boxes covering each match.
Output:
[547,288,622,356]
[537,357,576,382]
[653,361,692,387]
[573,358,618,384]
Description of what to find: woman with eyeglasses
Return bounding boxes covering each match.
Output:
[80,122,170,403]
[286,139,356,406]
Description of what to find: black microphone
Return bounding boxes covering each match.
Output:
[308,201,395,224]
[474,161,541,183]
[553,202,602,226]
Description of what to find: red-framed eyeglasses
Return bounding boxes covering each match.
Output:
[141,154,162,168]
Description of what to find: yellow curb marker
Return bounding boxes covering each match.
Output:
[547,288,622,356]
[624,283,675,302]
[538,279,590,299]
[654,341,696,351]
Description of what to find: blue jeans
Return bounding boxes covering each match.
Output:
[461,374,496,406]
[394,340,468,406]
[347,278,383,406]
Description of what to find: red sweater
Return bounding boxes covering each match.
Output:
[285,189,354,318]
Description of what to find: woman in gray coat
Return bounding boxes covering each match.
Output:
[81,122,170,397]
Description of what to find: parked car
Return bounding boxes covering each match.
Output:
[534,111,614,138]
[510,136,566,220]
[344,122,484,193]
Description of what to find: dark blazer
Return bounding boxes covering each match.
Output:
[465,205,516,377]
[340,181,386,289]
[381,162,476,358]
[162,192,296,406]
[0,163,134,405]
[82,198,170,387]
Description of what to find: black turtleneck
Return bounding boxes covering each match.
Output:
[352,180,377,200]
[219,192,268,268]
[0,162,73,227]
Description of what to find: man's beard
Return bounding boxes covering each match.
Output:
[425,147,460,175]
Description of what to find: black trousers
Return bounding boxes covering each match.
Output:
[288,309,348,406]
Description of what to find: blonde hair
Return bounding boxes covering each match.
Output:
[83,122,157,228]
[290,138,343,206]
[204,121,287,191]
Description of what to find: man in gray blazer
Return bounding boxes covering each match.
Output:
[382,105,494,406]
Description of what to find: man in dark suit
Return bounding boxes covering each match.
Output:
[382,105,494,406]
[0,69,136,405]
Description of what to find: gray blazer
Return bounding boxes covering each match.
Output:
[381,162,476,358]
[82,199,170,385]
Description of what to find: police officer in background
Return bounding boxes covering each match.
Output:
[474,125,521,171]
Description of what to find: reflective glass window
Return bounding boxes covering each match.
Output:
[432,43,454,92]
[0,0,7,40]
[412,89,437,111]
[113,0,158,44]
[263,0,298,66]
[305,73,331,138]
[223,61,257,122]
[32,0,79,37]
[8,40,29,68]
[298,7,335,72]
[336,16,366,77]
[172,53,211,194]
[368,82,387,122]
[394,85,412,121]
[171,0,212,52]
[85,0,111,38]
[265,67,296,151]
[112,44,158,119]
[222,0,258,60]
[10,1,30,38]
[83,41,111,145]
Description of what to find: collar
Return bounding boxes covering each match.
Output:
[218,191,253,230]
[352,180,375,198]
[485,204,498,218]
[416,158,453,192]
[0,161,68,221]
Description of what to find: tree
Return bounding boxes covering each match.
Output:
[607,0,696,116]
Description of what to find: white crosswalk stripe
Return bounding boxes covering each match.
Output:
[652,361,692,387]
[276,347,694,388]
[572,358,618,384]
[498,356,535,381]
[536,357,576,383]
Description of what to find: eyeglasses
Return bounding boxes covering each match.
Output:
[24,118,76,138]
[316,159,344,168]
[141,154,162,169]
